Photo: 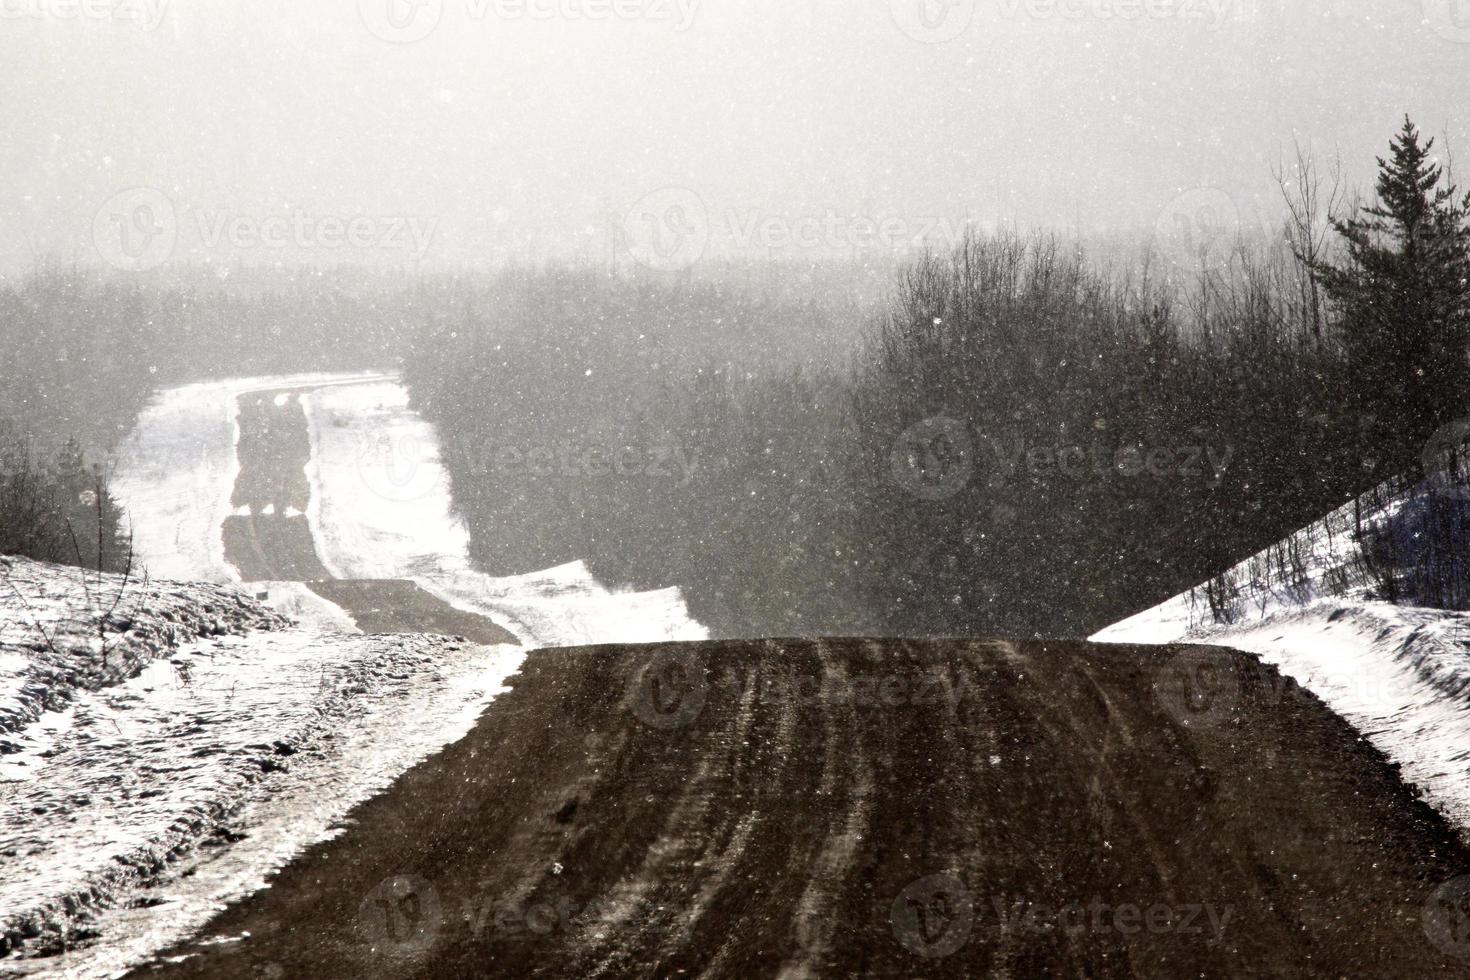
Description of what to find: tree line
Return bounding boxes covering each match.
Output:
[406,118,1470,637]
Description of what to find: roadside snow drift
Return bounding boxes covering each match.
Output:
[0,555,523,971]
[1094,473,1470,838]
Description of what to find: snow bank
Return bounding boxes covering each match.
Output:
[0,555,287,744]
[0,626,519,965]
[1157,602,1470,833]
[1095,487,1374,645]
[1093,476,1470,838]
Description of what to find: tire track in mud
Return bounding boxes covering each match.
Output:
[131,638,1470,979]
[221,388,516,646]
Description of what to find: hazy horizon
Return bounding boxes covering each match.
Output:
[4,0,1467,276]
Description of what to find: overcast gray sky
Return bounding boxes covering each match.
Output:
[2,0,1467,275]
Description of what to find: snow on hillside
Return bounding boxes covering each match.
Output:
[1097,484,1374,644]
[1094,467,1470,837]
[0,555,287,744]
[0,555,523,968]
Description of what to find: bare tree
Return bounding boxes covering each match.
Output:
[1275,140,1345,344]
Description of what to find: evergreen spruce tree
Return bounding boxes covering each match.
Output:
[1313,116,1470,454]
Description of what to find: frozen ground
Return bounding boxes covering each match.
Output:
[0,555,288,746]
[2,371,705,977]
[1094,474,1470,838]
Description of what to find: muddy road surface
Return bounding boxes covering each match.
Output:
[131,638,1470,978]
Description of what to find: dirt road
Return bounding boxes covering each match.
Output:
[221,388,516,646]
[130,638,1470,978]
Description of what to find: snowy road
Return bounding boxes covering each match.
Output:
[0,372,704,977]
[135,638,1470,979]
